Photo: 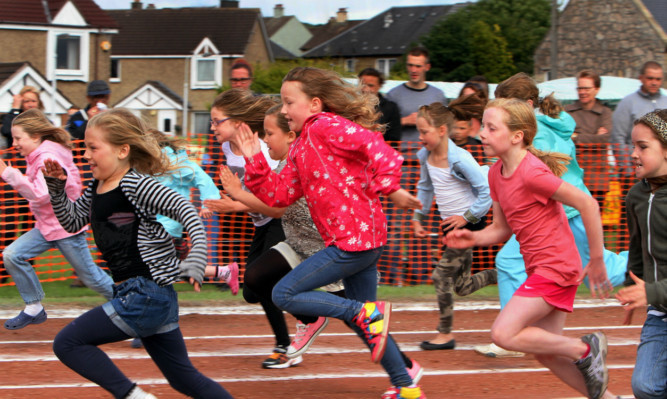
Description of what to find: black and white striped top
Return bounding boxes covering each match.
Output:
[46,170,207,286]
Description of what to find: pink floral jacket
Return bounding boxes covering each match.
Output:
[245,112,403,252]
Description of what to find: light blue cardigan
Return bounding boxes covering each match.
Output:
[413,139,491,224]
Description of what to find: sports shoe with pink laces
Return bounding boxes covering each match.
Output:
[352,301,391,363]
[286,316,329,359]
[223,262,239,296]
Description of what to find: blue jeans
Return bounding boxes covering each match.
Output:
[272,246,412,387]
[3,228,113,304]
[632,308,667,399]
[496,215,629,309]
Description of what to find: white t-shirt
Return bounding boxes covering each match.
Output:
[427,162,475,220]
[222,141,279,227]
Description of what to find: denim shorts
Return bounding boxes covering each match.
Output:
[102,276,179,338]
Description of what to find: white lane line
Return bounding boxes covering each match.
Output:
[0,324,642,346]
[0,299,624,319]
[0,363,637,390]
[0,339,640,363]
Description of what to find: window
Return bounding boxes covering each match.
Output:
[56,34,80,70]
[376,59,397,77]
[110,59,120,82]
[345,59,356,73]
[194,112,212,134]
[47,30,90,81]
[196,59,215,82]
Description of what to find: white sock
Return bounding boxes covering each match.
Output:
[216,265,230,280]
[24,303,43,316]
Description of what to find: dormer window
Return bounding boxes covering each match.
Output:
[47,29,90,81]
[190,38,222,89]
[56,34,81,70]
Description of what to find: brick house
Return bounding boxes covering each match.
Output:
[0,0,118,123]
[301,4,468,76]
[534,0,667,81]
[106,0,273,135]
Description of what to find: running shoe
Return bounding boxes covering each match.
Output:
[352,301,391,363]
[223,262,239,296]
[575,332,608,399]
[262,346,303,369]
[381,386,426,399]
[286,317,329,359]
[474,343,525,358]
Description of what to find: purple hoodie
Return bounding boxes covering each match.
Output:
[1,140,86,240]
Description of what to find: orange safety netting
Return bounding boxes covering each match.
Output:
[0,139,632,288]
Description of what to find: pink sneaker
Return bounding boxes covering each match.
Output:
[224,262,239,296]
[381,386,426,398]
[407,359,424,384]
[286,317,329,359]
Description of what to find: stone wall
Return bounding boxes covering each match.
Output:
[534,0,667,81]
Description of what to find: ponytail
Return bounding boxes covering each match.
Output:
[527,146,570,177]
[538,93,564,119]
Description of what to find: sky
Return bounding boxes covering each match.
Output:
[93,0,466,24]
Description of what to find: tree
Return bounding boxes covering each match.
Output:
[421,0,551,82]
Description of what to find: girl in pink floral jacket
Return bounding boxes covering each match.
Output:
[238,67,426,399]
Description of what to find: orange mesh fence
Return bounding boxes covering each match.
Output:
[0,139,632,288]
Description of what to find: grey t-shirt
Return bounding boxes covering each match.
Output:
[385,83,447,143]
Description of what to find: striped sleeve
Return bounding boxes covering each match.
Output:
[121,172,207,285]
[46,176,93,233]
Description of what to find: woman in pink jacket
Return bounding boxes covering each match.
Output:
[1,109,113,330]
[238,67,425,399]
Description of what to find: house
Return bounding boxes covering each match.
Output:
[0,0,118,123]
[533,0,667,81]
[301,4,468,76]
[263,4,312,58]
[300,8,364,56]
[106,0,274,135]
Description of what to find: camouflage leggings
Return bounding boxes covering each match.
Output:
[432,246,497,334]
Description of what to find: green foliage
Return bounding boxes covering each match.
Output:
[422,0,551,82]
[250,59,349,95]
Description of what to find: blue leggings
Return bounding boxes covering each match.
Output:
[53,306,232,399]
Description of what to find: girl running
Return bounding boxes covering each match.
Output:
[445,98,615,399]
[412,103,495,350]
[615,109,667,399]
[1,109,113,330]
[237,66,425,399]
[43,108,231,399]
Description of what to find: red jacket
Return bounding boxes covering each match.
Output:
[245,112,403,251]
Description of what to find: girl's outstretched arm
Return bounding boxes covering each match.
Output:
[43,158,93,233]
[445,201,512,249]
[551,181,611,298]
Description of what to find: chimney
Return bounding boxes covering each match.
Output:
[146,3,155,9]
[131,0,142,10]
[274,4,284,18]
[336,7,347,23]
[219,0,239,8]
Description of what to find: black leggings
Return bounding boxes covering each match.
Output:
[52,306,232,399]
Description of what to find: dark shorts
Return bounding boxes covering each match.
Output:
[102,276,179,337]
[514,273,578,313]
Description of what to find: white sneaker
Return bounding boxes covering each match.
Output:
[474,343,525,358]
[126,385,157,399]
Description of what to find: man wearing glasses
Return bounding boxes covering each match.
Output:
[229,60,254,92]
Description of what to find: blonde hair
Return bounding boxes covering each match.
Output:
[266,103,293,136]
[211,89,275,138]
[417,102,454,133]
[495,73,564,118]
[148,128,187,152]
[12,108,72,149]
[486,98,570,177]
[19,85,44,110]
[87,108,168,175]
[282,67,381,131]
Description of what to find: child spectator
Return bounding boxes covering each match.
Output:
[615,109,667,399]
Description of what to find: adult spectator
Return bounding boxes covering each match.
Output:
[358,67,401,146]
[229,59,254,91]
[1,86,43,148]
[565,69,614,208]
[611,61,667,169]
[65,80,111,141]
[384,46,446,285]
[386,46,447,144]
[458,81,488,104]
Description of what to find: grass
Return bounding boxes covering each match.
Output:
[0,278,599,309]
